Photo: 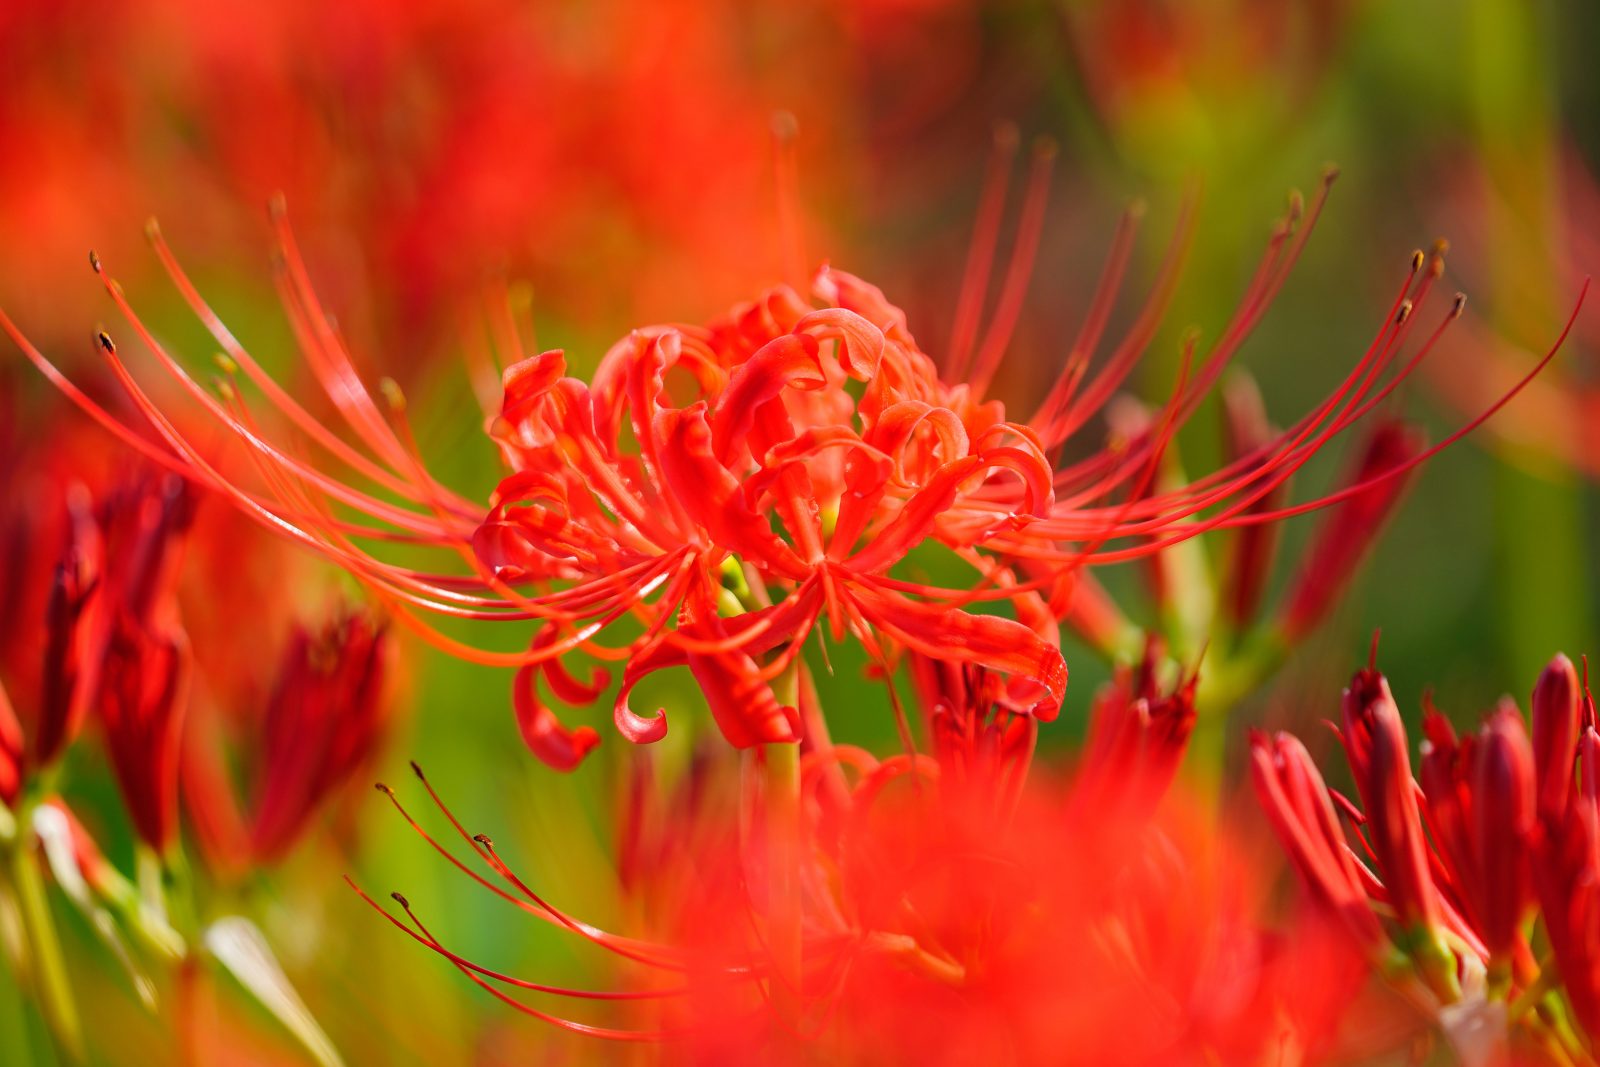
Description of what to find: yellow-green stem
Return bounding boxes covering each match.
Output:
[9,834,83,1064]
[766,662,803,1023]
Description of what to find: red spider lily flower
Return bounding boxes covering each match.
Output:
[99,617,191,855]
[1418,699,1537,969]
[0,0,867,352]
[34,489,106,771]
[0,483,107,798]
[4,166,1584,767]
[184,607,393,874]
[355,662,1354,1064]
[908,654,1037,813]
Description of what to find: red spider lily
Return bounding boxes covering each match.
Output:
[3,166,1585,768]
[1532,653,1583,821]
[0,379,119,742]
[1256,649,1600,1063]
[0,429,113,799]
[353,659,1356,1064]
[183,607,393,875]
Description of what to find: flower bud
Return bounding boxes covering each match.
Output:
[1280,420,1423,640]
[1249,730,1384,952]
[1470,701,1535,960]
[1418,706,1474,902]
[1341,666,1439,932]
[1218,373,1283,633]
[35,489,104,770]
[1533,653,1581,820]
[99,616,190,853]
[0,679,22,808]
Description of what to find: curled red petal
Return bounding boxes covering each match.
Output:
[846,582,1067,719]
[612,641,680,746]
[846,456,985,574]
[514,662,600,772]
[655,404,807,579]
[687,649,801,749]
[710,333,823,463]
[496,350,567,432]
[794,307,885,381]
[812,265,916,348]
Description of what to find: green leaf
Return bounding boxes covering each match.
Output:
[204,916,344,1067]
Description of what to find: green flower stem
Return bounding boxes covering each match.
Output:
[8,829,84,1064]
[764,660,804,1024]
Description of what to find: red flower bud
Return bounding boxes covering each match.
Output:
[1533,653,1581,821]
[1280,420,1423,640]
[249,612,392,861]
[1469,701,1535,959]
[1418,705,1475,911]
[35,490,104,769]
[93,472,195,854]
[99,614,190,853]
[1533,726,1600,1042]
[1076,641,1196,819]
[1340,665,1439,931]
[1249,730,1384,952]
[0,678,22,808]
[1218,373,1284,633]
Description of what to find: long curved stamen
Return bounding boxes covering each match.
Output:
[146,220,480,519]
[947,122,1021,380]
[968,138,1057,398]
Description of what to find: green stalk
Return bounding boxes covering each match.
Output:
[765,662,803,1024]
[9,835,83,1064]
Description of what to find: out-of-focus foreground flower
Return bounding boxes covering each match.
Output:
[360,650,1366,1064]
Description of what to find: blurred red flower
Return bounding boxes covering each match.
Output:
[361,654,1365,1063]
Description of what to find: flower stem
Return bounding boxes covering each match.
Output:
[765,662,803,1023]
[8,830,84,1064]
